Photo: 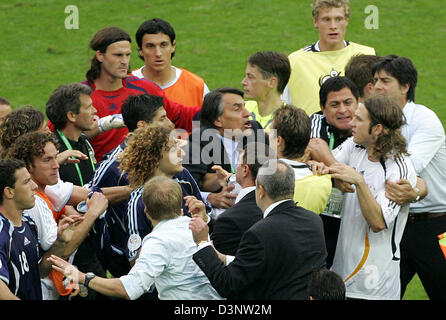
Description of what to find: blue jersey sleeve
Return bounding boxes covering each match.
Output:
[89,145,129,189]
[176,169,212,216]
[124,188,153,261]
[0,218,12,285]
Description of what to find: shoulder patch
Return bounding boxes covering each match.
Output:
[127,234,142,252]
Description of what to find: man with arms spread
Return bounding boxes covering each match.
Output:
[283,0,375,115]
[48,176,222,300]
[373,55,446,299]
[132,18,209,107]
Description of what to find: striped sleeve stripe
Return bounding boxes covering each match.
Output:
[396,156,408,180]
[126,188,143,259]
[310,114,323,138]
[127,189,142,236]
[90,147,121,188]
[387,156,409,210]
[302,44,313,52]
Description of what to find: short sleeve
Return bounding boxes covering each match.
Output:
[0,219,12,285]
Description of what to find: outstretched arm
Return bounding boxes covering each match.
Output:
[48,255,129,300]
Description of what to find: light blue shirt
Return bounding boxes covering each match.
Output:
[119,216,223,300]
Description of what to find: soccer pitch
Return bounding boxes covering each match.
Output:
[1,0,443,300]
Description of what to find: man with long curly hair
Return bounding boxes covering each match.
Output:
[88,93,173,279]
[322,95,417,299]
[118,126,208,265]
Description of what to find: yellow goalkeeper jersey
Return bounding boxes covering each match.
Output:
[287,41,375,115]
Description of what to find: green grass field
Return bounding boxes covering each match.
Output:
[1,0,444,300]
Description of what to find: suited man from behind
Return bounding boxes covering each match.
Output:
[210,142,270,256]
[190,159,327,300]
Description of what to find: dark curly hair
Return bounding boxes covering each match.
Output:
[118,126,172,188]
[6,131,60,169]
[0,106,45,157]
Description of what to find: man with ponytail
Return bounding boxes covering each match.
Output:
[49,27,201,162]
[321,95,417,299]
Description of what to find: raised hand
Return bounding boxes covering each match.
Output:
[211,165,232,187]
[85,191,109,218]
[57,214,84,244]
[189,216,209,245]
[184,196,208,222]
[56,149,88,165]
[206,184,237,209]
[47,254,82,297]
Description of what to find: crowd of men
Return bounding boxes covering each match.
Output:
[0,0,445,301]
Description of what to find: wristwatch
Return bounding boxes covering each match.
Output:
[84,272,96,288]
[413,187,421,202]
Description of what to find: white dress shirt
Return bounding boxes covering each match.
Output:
[402,101,446,213]
[120,216,223,300]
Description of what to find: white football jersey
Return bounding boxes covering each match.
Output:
[331,137,417,300]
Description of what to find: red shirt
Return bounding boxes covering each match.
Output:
[49,76,200,161]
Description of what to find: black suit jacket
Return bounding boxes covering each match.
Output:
[193,200,327,300]
[210,190,263,256]
[183,121,268,189]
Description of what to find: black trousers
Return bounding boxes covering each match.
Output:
[320,214,341,269]
[400,213,446,300]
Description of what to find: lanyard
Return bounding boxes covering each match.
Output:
[57,130,95,186]
[329,132,335,151]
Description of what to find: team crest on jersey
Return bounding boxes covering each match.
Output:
[24,237,30,246]
[319,69,341,87]
[127,234,142,252]
[108,103,118,112]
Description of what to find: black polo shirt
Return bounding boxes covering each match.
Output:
[54,131,96,187]
[310,111,349,150]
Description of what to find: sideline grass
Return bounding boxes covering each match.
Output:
[1,0,442,300]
